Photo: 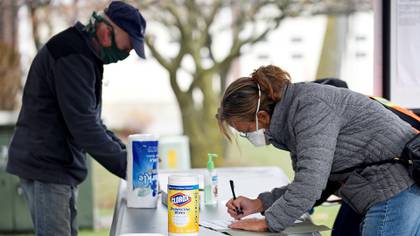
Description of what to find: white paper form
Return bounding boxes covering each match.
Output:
[200,219,234,231]
[199,212,311,231]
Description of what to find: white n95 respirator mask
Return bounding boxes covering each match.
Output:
[244,128,268,147]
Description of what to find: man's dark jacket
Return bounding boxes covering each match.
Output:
[7,22,127,186]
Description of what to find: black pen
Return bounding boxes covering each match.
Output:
[229,180,243,215]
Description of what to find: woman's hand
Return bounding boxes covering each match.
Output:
[228,218,269,232]
[225,196,264,220]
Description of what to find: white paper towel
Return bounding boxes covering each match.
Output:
[126,134,159,208]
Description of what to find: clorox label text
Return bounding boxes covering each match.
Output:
[171,193,191,207]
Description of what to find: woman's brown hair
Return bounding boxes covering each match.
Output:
[216,65,291,140]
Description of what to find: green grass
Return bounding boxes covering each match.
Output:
[93,160,120,210]
[79,229,109,236]
[313,205,340,236]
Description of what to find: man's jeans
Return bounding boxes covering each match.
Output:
[362,184,420,236]
[20,178,78,236]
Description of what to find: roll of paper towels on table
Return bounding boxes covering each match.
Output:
[126,134,159,208]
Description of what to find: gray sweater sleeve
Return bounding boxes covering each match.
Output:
[264,99,341,232]
[258,185,288,212]
[258,153,297,211]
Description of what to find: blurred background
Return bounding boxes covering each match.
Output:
[0,0,375,235]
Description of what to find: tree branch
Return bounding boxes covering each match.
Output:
[163,2,187,33]
[145,35,172,71]
[198,0,222,47]
[168,71,183,103]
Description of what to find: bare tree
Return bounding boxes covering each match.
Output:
[0,0,88,110]
[0,0,107,110]
[25,0,52,50]
[132,0,308,167]
[0,0,21,110]
[25,0,96,51]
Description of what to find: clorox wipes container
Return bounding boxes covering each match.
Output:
[168,175,199,236]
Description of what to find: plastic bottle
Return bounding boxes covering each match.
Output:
[168,175,200,236]
[204,153,218,205]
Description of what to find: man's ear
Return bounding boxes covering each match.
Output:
[96,22,112,47]
[257,110,271,129]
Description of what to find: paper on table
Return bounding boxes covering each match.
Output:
[200,212,310,231]
[200,219,234,231]
[221,221,329,236]
[200,213,329,235]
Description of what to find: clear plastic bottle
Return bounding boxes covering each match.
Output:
[204,153,218,205]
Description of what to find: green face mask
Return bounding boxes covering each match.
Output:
[100,30,130,64]
[84,12,130,64]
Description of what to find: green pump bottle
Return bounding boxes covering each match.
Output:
[204,153,218,205]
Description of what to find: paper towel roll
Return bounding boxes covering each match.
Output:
[127,134,159,208]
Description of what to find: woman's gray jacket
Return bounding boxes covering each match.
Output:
[258,83,416,232]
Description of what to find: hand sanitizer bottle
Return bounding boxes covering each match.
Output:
[204,153,218,205]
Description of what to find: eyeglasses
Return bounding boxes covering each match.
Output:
[238,132,248,138]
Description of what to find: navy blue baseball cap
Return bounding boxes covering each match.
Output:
[105,1,146,59]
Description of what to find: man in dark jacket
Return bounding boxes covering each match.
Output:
[6,1,146,235]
